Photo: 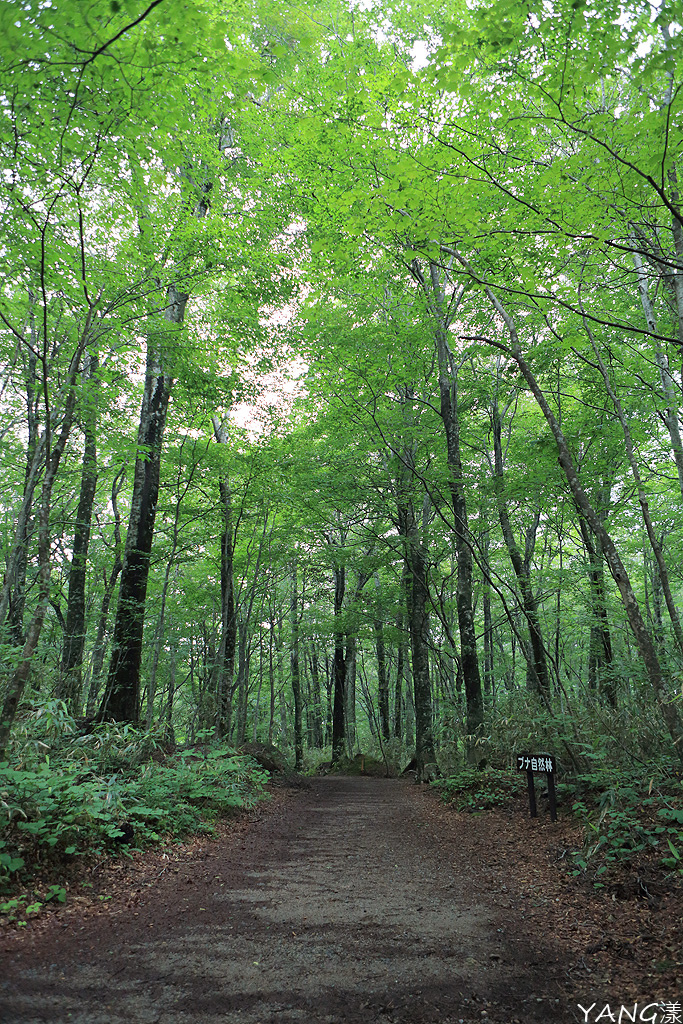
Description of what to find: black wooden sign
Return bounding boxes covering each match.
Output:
[516,752,557,821]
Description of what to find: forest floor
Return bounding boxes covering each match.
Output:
[1,775,681,1024]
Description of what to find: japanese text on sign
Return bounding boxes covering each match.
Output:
[516,754,555,773]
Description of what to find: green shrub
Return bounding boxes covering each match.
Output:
[0,738,269,896]
[435,766,523,811]
[558,767,683,882]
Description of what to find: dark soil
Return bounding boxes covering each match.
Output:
[1,777,681,1023]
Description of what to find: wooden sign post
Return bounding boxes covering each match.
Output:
[516,754,557,822]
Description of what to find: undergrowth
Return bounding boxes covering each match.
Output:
[434,691,683,890]
[0,702,270,924]
[558,765,683,887]
[434,766,524,811]
[464,689,683,885]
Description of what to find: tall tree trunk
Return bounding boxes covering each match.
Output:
[0,408,49,630]
[394,635,404,740]
[5,347,40,647]
[374,575,390,741]
[235,612,250,745]
[0,338,84,758]
[303,648,313,747]
[426,262,484,757]
[84,469,124,717]
[268,607,276,745]
[577,512,615,707]
[309,646,323,747]
[401,488,438,780]
[324,653,333,745]
[481,529,494,701]
[332,563,346,763]
[58,350,99,712]
[632,245,683,498]
[253,631,264,743]
[581,314,683,659]
[491,391,551,700]
[404,649,415,751]
[393,397,437,775]
[344,632,357,753]
[476,280,683,758]
[211,415,237,739]
[408,533,436,778]
[290,560,303,771]
[650,543,666,656]
[343,568,370,755]
[277,609,287,743]
[145,438,198,728]
[145,564,178,729]
[98,288,186,723]
[394,569,409,740]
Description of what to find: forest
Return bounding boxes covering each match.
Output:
[1,0,683,917]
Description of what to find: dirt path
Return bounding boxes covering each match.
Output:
[0,777,642,1023]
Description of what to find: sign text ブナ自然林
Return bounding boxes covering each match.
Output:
[516,754,556,774]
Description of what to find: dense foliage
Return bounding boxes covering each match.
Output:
[1,0,683,894]
[0,699,268,921]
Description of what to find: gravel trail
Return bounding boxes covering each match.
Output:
[1,777,576,1024]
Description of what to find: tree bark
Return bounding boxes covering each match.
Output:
[308,646,324,747]
[426,262,484,757]
[324,653,333,745]
[5,346,40,647]
[490,391,551,700]
[235,611,250,745]
[394,566,410,740]
[392,387,438,775]
[400,485,438,779]
[331,561,346,763]
[577,508,615,707]
[0,336,84,758]
[1,420,46,633]
[290,559,303,771]
[632,246,683,499]
[268,606,276,744]
[84,469,124,717]
[394,633,404,740]
[58,349,99,711]
[408,535,436,777]
[374,595,390,740]
[144,437,198,728]
[209,415,237,737]
[98,286,186,722]
[276,609,287,744]
[581,313,683,659]
[481,529,494,700]
[479,283,683,758]
[344,632,357,753]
